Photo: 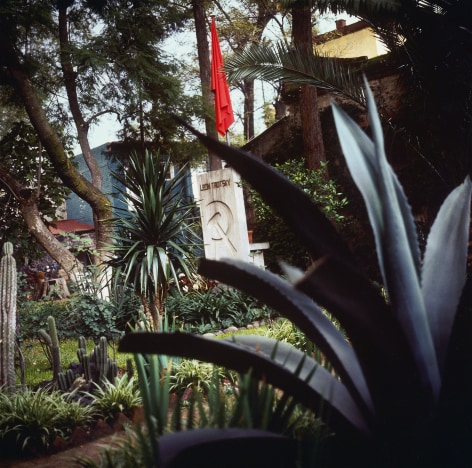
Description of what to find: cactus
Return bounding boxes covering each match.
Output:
[38,316,63,380]
[60,335,118,394]
[0,242,17,391]
[97,336,110,385]
[58,368,78,391]
[126,358,134,378]
[47,316,62,379]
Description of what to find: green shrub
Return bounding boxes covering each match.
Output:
[265,319,311,353]
[66,293,121,342]
[19,299,72,341]
[249,159,350,272]
[19,293,122,342]
[169,360,236,396]
[166,286,277,333]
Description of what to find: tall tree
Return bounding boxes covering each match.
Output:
[0,0,192,273]
[0,122,75,269]
[291,2,326,170]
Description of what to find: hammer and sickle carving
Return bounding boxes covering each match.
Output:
[206,201,237,255]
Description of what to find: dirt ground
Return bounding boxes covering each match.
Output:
[2,432,128,468]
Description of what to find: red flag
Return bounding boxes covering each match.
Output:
[211,17,234,137]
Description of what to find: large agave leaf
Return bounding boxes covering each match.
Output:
[293,256,431,425]
[119,332,372,435]
[158,428,297,468]
[198,258,374,421]
[331,80,440,401]
[176,116,434,424]
[422,176,472,372]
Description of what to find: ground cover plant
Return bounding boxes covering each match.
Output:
[120,82,472,467]
[165,285,277,333]
[0,388,95,457]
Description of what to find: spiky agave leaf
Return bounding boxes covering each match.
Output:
[198,258,374,422]
[119,332,371,436]
[421,176,472,372]
[332,78,441,402]
[175,115,430,428]
[157,428,298,468]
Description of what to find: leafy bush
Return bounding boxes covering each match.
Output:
[19,299,72,341]
[66,293,121,342]
[249,159,350,272]
[265,318,311,353]
[169,360,236,396]
[166,286,277,333]
[19,293,123,342]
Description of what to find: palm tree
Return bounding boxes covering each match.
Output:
[107,151,201,330]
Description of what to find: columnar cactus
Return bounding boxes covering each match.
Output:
[0,242,17,391]
[38,316,63,380]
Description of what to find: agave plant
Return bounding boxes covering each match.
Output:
[120,82,471,467]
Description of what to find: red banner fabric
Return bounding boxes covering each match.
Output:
[211,17,235,137]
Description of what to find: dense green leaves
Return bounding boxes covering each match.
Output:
[248,159,349,271]
[0,122,70,261]
[107,150,201,326]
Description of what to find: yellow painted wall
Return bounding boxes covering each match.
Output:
[315,27,388,59]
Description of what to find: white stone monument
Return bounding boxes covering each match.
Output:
[197,168,251,262]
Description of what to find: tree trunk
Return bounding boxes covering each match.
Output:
[242,79,255,141]
[292,5,326,171]
[58,5,111,266]
[193,0,222,170]
[2,32,113,267]
[0,167,82,278]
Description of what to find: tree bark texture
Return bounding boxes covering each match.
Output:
[291,5,326,170]
[0,167,81,277]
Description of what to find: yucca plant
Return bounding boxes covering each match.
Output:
[120,82,472,467]
[107,150,201,330]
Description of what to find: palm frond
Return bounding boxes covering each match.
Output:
[224,42,366,106]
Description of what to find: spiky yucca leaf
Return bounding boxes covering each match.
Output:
[107,151,199,301]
